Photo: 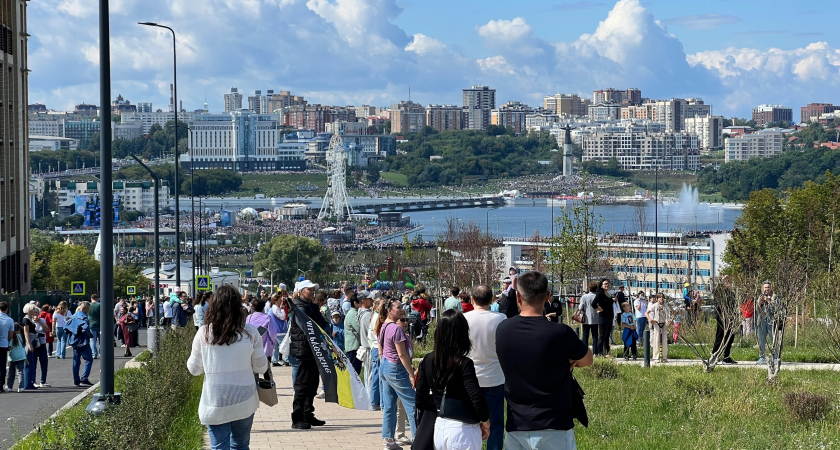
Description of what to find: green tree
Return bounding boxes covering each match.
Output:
[253,235,337,288]
[45,244,100,293]
[114,265,149,300]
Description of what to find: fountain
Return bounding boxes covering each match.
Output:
[658,184,723,225]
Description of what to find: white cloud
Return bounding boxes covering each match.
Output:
[405,34,446,55]
[477,17,533,42]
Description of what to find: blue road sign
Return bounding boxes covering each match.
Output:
[72,281,86,295]
[196,276,211,291]
[127,286,136,295]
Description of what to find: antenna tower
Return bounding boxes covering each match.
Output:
[318,133,353,220]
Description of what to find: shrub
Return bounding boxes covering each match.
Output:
[585,358,621,380]
[16,327,202,450]
[673,372,715,397]
[783,391,833,422]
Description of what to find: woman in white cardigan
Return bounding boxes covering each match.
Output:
[188,285,269,450]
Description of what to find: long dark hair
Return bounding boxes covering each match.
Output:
[596,278,611,299]
[432,309,472,390]
[204,286,247,345]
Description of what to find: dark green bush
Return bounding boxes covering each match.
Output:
[783,391,833,422]
[21,327,202,450]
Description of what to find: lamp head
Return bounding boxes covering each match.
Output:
[138,22,159,26]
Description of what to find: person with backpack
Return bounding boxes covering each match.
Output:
[5,323,27,392]
[65,302,94,387]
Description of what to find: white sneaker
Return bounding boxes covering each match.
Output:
[396,436,413,446]
[39,383,51,388]
[315,391,325,399]
[756,357,767,365]
[383,439,400,449]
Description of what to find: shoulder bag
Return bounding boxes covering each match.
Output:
[255,370,278,407]
[572,309,585,323]
[437,361,481,425]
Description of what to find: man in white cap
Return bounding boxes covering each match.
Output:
[289,279,328,430]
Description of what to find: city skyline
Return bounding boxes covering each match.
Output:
[28,0,840,117]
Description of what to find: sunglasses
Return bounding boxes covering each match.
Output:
[398,318,408,323]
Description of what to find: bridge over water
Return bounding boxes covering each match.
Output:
[352,196,505,214]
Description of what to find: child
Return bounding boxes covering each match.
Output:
[330,311,345,352]
[6,324,27,392]
[620,302,638,360]
[673,304,684,343]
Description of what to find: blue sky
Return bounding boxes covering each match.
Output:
[27,0,840,118]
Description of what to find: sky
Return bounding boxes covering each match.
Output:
[27,0,840,118]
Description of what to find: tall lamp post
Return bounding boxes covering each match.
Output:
[130,156,161,351]
[139,21,181,292]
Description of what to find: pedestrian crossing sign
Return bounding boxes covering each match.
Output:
[127,286,136,295]
[209,283,215,291]
[71,281,86,295]
[196,275,211,291]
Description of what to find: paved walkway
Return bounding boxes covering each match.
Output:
[247,365,387,449]
[0,329,147,449]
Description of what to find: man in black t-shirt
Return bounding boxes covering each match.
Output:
[496,271,593,450]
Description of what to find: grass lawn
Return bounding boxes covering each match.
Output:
[380,171,408,186]
[235,173,327,197]
[575,363,840,449]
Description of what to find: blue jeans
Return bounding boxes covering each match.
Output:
[369,348,381,408]
[73,345,93,384]
[289,354,299,382]
[483,384,505,450]
[504,429,576,450]
[271,333,285,363]
[636,317,648,345]
[380,358,416,440]
[756,319,773,359]
[7,360,25,390]
[207,413,255,450]
[56,328,68,359]
[90,327,100,358]
[24,349,38,390]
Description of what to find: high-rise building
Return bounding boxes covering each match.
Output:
[111,94,136,115]
[587,102,622,121]
[426,105,463,132]
[579,131,699,171]
[463,85,496,130]
[751,104,792,127]
[137,102,153,113]
[1,0,31,294]
[685,116,724,150]
[280,105,327,132]
[391,101,426,134]
[491,101,533,133]
[543,94,590,116]
[644,98,710,132]
[800,103,839,124]
[248,90,273,114]
[593,88,642,106]
[184,111,290,171]
[224,87,243,112]
[267,90,306,113]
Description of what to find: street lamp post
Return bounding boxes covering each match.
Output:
[131,156,161,350]
[139,21,181,292]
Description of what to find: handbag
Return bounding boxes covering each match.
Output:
[572,309,585,323]
[127,322,140,334]
[255,371,278,407]
[278,331,291,356]
[438,386,481,424]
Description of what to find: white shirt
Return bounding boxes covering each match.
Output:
[464,309,506,388]
[163,301,173,318]
[187,324,268,426]
[368,311,380,350]
[270,304,287,321]
[54,312,70,329]
[634,298,648,318]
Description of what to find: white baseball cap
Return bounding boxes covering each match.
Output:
[294,280,319,293]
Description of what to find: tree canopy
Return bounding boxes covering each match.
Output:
[252,235,337,288]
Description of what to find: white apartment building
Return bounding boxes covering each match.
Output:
[28,117,62,136]
[121,110,196,134]
[224,87,243,112]
[248,90,273,114]
[325,121,368,135]
[113,123,144,141]
[184,111,288,171]
[684,116,723,150]
[724,129,784,162]
[463,85,496,130]
[646,98,711,132]
[588,102,622,121]
[579,130,699,171]
[58,180,170,214]
[491,101,533,133]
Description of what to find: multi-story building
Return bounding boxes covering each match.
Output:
[543,94,590,116]
[325,121,369,135]
[645,98,712,132]
[113,123,144,141]
[353,105,377,119]
[579,130,699,171]
[224,87,243,112]
[391,100,426,134]
[587,102,622,121]
[111,94,136,115]
[593,88,642,106]
[184,111,282,171]
[248,90,273,114]
[28,116,63,137]
[281,105,327,132]
[525,113,562,132]
[57,180,170,214]
[724,129,784,162]
[28,103,46,113]
[751,104,792,127]
[137,102,153,113]
[684,115,724,151]
[267,90,306,113]
[491,101,532,133]
[120,110,196,134]
[463,85,496,130]
[621,105,651,120]
[425,105,463,132]
[325,107,357,125]
[29,136,78,152]
[74,103,98,116]
[0,0,31,294]
[63,119,101,150]
[800,103,839,124]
